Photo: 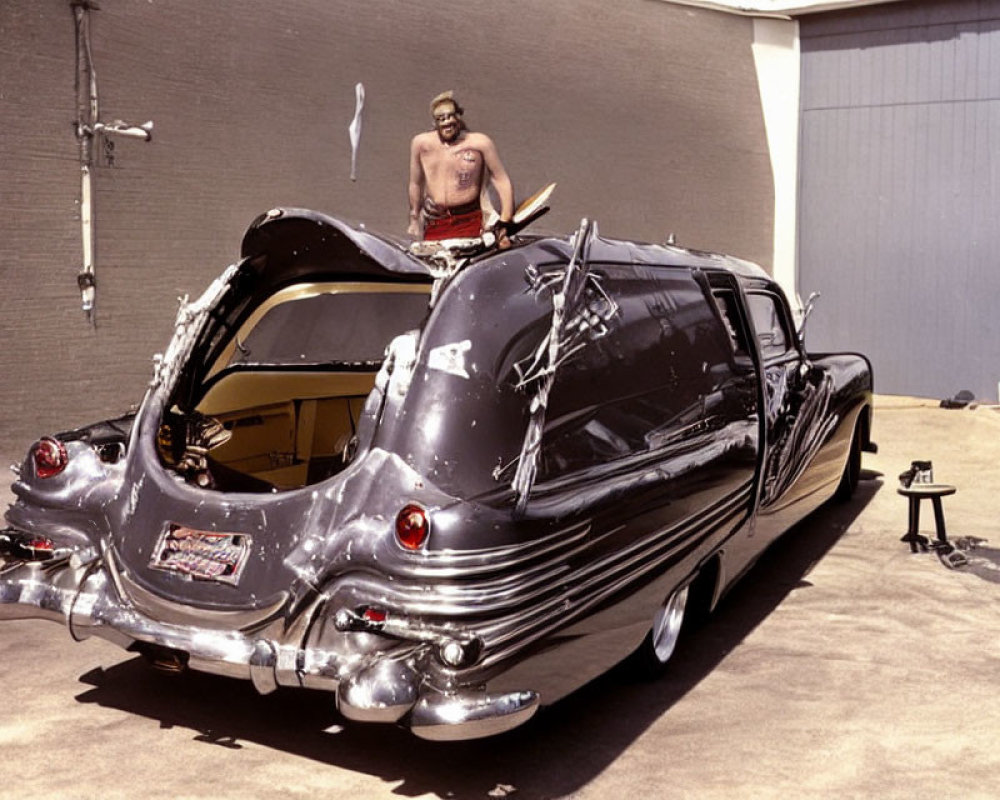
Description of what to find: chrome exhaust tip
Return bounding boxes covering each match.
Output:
[131,642,189,674]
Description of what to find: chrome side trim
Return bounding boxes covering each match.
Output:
[389,484,750,617]
[477,485,752,668]
[332,481,752,673]
[405,519,592,577]
[387,481,749,618]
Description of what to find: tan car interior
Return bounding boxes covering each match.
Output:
[195,370,376,489]
[166,282,429,491]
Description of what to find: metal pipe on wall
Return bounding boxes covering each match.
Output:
[72,0,98,324]
[71,0,152,326]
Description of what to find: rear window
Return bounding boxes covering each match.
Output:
[227,291,430,368]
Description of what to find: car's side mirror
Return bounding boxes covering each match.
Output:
[796,360,825,389]
[796,291,821,347]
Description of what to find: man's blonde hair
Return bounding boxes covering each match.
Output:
[430,90,464,117]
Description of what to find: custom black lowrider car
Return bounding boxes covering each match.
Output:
[0,209,874,740]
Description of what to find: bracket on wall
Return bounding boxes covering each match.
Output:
[72,0,153,326]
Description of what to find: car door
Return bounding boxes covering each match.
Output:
[745,289,835,539]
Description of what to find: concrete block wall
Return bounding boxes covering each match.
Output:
[0,0,773,450]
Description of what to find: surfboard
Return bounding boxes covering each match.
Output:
[513,182,556,224]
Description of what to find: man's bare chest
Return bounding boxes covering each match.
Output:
[423,145,483,176]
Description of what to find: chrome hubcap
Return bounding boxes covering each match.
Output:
[651,585,688,663]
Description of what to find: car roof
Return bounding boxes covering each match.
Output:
[480,232,771,280]
[240,209,770,284]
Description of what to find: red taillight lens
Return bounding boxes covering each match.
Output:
[2,534,56,562]
[395,504,429,550]
[33,437,68,479]
[24,537,55,559]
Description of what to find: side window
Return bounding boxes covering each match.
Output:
[538,267,738,480]
[746,292,793,360]
[712,289,752,357]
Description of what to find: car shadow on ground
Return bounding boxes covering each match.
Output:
[73,478,880,799]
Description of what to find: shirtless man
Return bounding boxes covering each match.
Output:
[408,91,514,244]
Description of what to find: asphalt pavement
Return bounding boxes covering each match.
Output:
[0,395,998,799]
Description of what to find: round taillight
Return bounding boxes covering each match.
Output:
[23,537,55,560]
[395,504,429,551]
[362,607,387,623]
[33,437,68,479]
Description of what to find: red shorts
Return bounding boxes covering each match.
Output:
[423,209,483,241]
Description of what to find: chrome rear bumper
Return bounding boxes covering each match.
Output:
[0,557,538,740]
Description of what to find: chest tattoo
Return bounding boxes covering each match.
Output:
[454,149,481,190]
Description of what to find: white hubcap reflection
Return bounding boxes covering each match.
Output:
[651,585,688,663]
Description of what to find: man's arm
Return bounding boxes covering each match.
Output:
[407,136,425,236]
[480,135,514,223]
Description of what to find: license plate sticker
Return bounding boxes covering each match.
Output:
[149,524,253,586]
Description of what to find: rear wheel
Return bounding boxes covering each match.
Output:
[635,584,689,676]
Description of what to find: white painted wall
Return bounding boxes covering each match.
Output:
[751,18,801,310]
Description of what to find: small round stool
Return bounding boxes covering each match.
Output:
[897,483,957,553]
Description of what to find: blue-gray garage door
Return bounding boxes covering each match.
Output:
[798,0,1000,403]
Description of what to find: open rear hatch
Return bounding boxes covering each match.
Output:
[106,209,432,614]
